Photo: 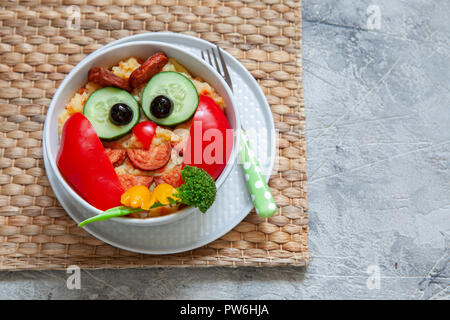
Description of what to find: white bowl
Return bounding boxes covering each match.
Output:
[43,41,240,226]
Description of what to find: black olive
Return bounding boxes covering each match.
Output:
[150,95,173,119]
[109,103,133,125]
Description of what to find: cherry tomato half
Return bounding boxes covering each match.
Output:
[132,121,157,149]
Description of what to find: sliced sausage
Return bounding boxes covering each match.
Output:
[104,148,127,167]
[129,52,168,88]
[88,67,131,91]
[127,143,171,171]
[118,174,154,191]
[155,165,182,188]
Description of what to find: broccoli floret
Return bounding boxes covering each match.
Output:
[176,165,217,213]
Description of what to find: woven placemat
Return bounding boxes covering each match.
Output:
[0,0,308,269]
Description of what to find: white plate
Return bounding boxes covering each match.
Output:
[43,32,276,254]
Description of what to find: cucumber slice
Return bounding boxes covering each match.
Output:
[83,87,140,140]
[141,72,199,126]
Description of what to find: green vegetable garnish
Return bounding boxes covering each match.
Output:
[78,166,217,227]
[78,206,142,227]
[175,165,217,213]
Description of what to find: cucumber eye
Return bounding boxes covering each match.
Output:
[150,95,173,119]
[109,103,133,125]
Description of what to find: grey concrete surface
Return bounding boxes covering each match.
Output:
[0,0,449,299]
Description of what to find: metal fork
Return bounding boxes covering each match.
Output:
[201,46,277,218]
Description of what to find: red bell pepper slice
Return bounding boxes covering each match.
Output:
[132,120,157,149]
[183,95,233,180]
[57,113,124,211]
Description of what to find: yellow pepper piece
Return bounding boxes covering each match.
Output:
[120,185,152,210]
[149,183,180,208]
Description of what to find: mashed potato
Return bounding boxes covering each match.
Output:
[112,57,141,79]
[58,82,101,134]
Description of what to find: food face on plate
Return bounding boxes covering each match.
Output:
[57,52,233,219]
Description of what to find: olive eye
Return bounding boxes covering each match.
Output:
[150,95,173,119]
[109,103,133,125]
